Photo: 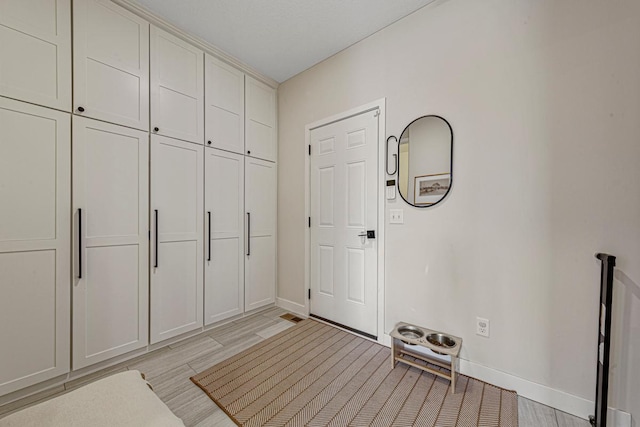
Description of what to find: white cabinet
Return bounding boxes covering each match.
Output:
[151,26,204,145]
[73,0,149,130]
[72,117,149,370]
[205,54,244,154]
[0,0,71,111]
[204,148,245,325]
[244,157,277,311]
[0,97,70,395]
[245,76,276,162]
[150,135,204,343]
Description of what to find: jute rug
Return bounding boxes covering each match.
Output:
[191,319,518,427]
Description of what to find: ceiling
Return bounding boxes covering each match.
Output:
[130,0,436,83]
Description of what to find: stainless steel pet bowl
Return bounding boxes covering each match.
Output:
[426,333,456,354]
[397,325,425,342]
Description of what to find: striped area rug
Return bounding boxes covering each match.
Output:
[191,319,518,426]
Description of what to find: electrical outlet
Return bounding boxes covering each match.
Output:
[476,317,490,337]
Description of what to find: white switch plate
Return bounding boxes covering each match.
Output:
[390,209,403,224]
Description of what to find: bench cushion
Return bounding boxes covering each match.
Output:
[0,371,184,427]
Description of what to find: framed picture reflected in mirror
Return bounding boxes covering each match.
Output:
[414,173,451,206]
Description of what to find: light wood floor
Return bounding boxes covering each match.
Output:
[0,306,591,426]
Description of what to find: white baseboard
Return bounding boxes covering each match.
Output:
[381,333,630,426]
[276,297,306,317]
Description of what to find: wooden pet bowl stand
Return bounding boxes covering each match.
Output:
[390,322,462,394]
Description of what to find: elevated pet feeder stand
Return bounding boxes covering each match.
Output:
[390,322,462,393]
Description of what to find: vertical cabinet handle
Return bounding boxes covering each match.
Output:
[247,212,251,257]
[154,210,159,268]
[78,208,82,279]
[207,211,212,261]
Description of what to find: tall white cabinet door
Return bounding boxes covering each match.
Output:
[0,0,71,111]
[151,27,204,145]
[73,0,149,131]
[72,117,149,370]
[204,148,244,325]
[205,54,244,154]
[245,76,276,162]
[151,135,204,343]
[0,98,70,395]
[244,157,277,311]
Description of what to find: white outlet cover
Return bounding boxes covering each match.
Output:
[477,317,490,337]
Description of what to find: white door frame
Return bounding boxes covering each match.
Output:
[304,98,386,343]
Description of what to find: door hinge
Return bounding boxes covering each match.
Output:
[308,145,311,156]
[308,217,311,228]
[308,289,311,300]
[148,230,150,240]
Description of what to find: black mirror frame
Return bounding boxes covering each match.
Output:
[394,114,453,208]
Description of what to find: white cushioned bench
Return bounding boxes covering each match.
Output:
[0,371,184,427]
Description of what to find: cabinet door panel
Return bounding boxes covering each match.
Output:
[204,148,244,325]
[0,98,70,396]
[151,135,203,343]
[72,117,149,370]
[205,55,244,154]
[245,157,276,311]
[0,0,71,110]
[74,0,149,130]
[245,77,276,162]
[151,27,204,144]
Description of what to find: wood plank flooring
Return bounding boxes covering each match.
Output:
[0,307,591,427]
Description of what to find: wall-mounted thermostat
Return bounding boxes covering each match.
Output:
[386,180,396,200]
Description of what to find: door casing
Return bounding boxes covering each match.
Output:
[304,99,386,343]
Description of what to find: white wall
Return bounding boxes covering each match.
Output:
[277,0,640,421]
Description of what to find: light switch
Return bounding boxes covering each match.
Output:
[390,209,403,224]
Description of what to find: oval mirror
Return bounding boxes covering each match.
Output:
[397,115,453,207]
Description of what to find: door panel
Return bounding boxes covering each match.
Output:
[0,98,70,395]
[73,0,149,130]
[151,26,204,144]
[310,109,378,337]
[245,76,276,161]
[205,55,244,154]
[0,0,71,111]
[72,117,149,369]
[205,148,244,324]
[245,157,276,311]
[151,135,203,343]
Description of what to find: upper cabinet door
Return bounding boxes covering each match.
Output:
[151,26,204,145]
[245,76,276,162]
[205,54,244,154]
[0,0,71,111]
[73,0,149,131]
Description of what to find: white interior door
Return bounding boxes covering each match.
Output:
[0,0,71,111]
[245,157,276,311]
[309,109,379,337]
[151,26,204,144]
[73,0,149,131]
[0,97,70,395]
[72,117,149,370]
[204,148,245,325]
[205,54,244,154]
[245,76,276,162]
[151,135,203,344]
